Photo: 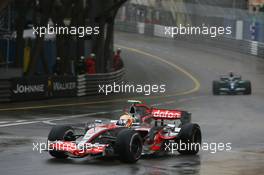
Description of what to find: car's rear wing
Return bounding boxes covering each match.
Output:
[151,109,181,120]
[151,108,191,122]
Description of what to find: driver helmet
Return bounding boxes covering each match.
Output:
[80,56,85,61]
[117,48,121,54]
[90,53,95,58]
[118,112,134,127]
[129,106,140,123]
[229,71,234,77]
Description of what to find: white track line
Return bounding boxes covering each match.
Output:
[0,110,123,128]
[15,120,27,123]
[42,121,56,126]
[42,110,123,126]
[0,121,40,127]
[0,121,10,124]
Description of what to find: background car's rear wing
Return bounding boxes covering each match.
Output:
[220,75,241,80]
[151,108,191,124]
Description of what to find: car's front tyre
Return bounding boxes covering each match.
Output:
[47,125,75,159]
[115,129,142,163]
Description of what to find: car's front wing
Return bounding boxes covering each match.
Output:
[48,141,108,158]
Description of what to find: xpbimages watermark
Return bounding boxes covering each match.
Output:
[164,141,232,154]
[32,141,104,154]
[32,140,232,154]
[33,24,100,38]
[98,82,166,96]
[164,24,232,38]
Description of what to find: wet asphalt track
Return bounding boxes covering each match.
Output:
[0,32,264,175]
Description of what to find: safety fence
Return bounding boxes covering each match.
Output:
[0,68,125,103]
[77,68,125,96]
[0,76,76,102]
[116,2,264,58]
[115,20,264,58]
[176,35,264,58]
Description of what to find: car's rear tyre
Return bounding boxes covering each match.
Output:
[48,125,75,159]
[213,81,220,95]
[177,123,202,155]
[244,81,252,95]
[115,129,142,163]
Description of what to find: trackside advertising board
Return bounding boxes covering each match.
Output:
[11,77,48,101]
[51,76,77,97]
[10,76,77,101]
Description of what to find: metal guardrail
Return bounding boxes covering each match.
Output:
[0,67,125,103]
[77,68,125,97]
[115,20,264,58]
[175,35,264,58]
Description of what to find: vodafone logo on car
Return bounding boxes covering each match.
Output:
[152,109,181,119]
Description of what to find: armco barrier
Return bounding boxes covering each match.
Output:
[0,67,126,102]
[175,35,264,58]
[10,76,49,101]
[115,21,264,58]
[0,76,77,102]
[51,76,77,98]
[77,68,125,96]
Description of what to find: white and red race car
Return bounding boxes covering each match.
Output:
[47,100,202,163]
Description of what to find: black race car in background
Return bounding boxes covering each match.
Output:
[213,73,251,95]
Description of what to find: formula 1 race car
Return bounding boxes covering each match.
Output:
[213,73,251,95]
[47,100,202,163]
